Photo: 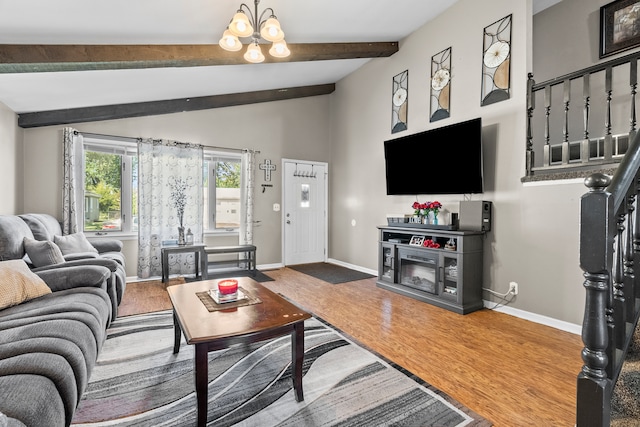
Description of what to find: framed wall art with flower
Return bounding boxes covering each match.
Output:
[430,47,452,122]
[481,14,512,106]
[600,0,640,58]
[391,70,408,133]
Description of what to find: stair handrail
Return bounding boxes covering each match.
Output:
[578,128,640,426]
[527,50,640,176]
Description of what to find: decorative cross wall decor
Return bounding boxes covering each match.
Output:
[259,159,276,181]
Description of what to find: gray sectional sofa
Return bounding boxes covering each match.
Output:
[0,213,128,426]
[0,213,126,321]
[0,260,112,427]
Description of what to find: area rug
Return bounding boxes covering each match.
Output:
[71,310,490,426]
[288,262,375,284]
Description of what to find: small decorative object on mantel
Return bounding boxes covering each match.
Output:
[409,235,425,246]
[422,238,440,249]
[412,200,442,224]
[186,228,194,245]
[481,14,512,106]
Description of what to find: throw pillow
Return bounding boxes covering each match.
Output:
[53,233,98,255]
[23,237,65,268]
[0,260,52,310]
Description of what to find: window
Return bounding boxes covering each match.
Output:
[204,154,242,231]
[81,137,137,233]
[78,136,241,234]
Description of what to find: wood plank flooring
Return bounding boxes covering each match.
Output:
[122,267,584,427]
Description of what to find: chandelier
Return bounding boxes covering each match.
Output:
[218,0,290,63]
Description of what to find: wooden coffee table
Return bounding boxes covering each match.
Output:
[167,277,311,427]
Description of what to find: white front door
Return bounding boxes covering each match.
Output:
[283,160,327,265]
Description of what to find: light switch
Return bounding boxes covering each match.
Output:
[273,203,281,212]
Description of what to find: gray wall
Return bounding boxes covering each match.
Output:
[21,96,332,275]
[328,0,587,327]
[9,0,604,326]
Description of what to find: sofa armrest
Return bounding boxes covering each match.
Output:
[63,252,99,261]
[32,258,119,273]
[89,239,123,254]
[35,265,110,292]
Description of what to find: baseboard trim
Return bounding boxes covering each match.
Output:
[327,258,378,276]
[483,300,582,335]
[329,259,582,335]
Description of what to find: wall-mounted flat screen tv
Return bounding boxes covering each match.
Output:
[384,117,484,195]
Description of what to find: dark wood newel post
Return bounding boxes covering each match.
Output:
[526,73,535,176]
[577,172,614,427]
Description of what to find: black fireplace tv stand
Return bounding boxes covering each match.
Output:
[377,225,484,314]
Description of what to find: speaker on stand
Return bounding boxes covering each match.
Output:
[459,201,491,231]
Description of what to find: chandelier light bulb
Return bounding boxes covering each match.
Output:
[269,39,290,58]
[229,11,253,37]
[244,42,265,63]
[219,29,242,52]
[260,17,284,42]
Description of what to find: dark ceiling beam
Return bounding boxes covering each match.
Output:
[17,83,336,128]
[0,42,398,72]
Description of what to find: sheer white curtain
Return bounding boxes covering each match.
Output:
[62,127,83,235]
[240,150,256,245]
[137,139,203,279]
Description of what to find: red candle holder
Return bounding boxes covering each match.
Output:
[217,279,238,295]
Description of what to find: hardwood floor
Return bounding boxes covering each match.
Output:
[123,268,584,427]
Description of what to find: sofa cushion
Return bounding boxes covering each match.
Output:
[18,214,63,241]
[54,233,98,255]
[0,216,34,260]
[23,238,65,268]
[0,260,51,310]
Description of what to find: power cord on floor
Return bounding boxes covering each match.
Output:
[482,287,516,310]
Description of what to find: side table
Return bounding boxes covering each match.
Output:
[161,244,207,283]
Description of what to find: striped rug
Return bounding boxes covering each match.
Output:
[71,310,491,426]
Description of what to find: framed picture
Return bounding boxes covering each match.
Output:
[600,0,640,58]
[430,47,451,122]
[409,235,425,246]
[481,14,512,106]
[391,70,408,133]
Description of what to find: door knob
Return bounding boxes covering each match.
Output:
[286,220,291,224]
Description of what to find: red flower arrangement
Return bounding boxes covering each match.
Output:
[423,239,440,248]
[412,201,428,216]
[412,201,442,218]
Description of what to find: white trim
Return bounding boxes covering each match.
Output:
[522,178,585,187]
[483,300,582,335]
[257,262,284,271]
[327,258,377,276]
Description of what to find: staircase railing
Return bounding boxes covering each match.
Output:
[577,132,640,425]
[526,51,640,179]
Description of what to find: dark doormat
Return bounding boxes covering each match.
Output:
[288,262,375,284]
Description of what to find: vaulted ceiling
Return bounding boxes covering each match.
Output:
[0,0,559,127]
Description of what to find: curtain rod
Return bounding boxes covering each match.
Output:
[74,130,140,143]
[74,131,259,154]
[200,144,260,154]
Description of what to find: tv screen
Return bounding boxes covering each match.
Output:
[384,118,484,195]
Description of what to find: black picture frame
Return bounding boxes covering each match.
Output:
[600,0,640,58]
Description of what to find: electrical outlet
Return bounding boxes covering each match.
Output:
[509,281,519,295]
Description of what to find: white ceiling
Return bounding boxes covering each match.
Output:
[0,0,559,114]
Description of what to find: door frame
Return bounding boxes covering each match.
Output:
[281,158,329,266]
